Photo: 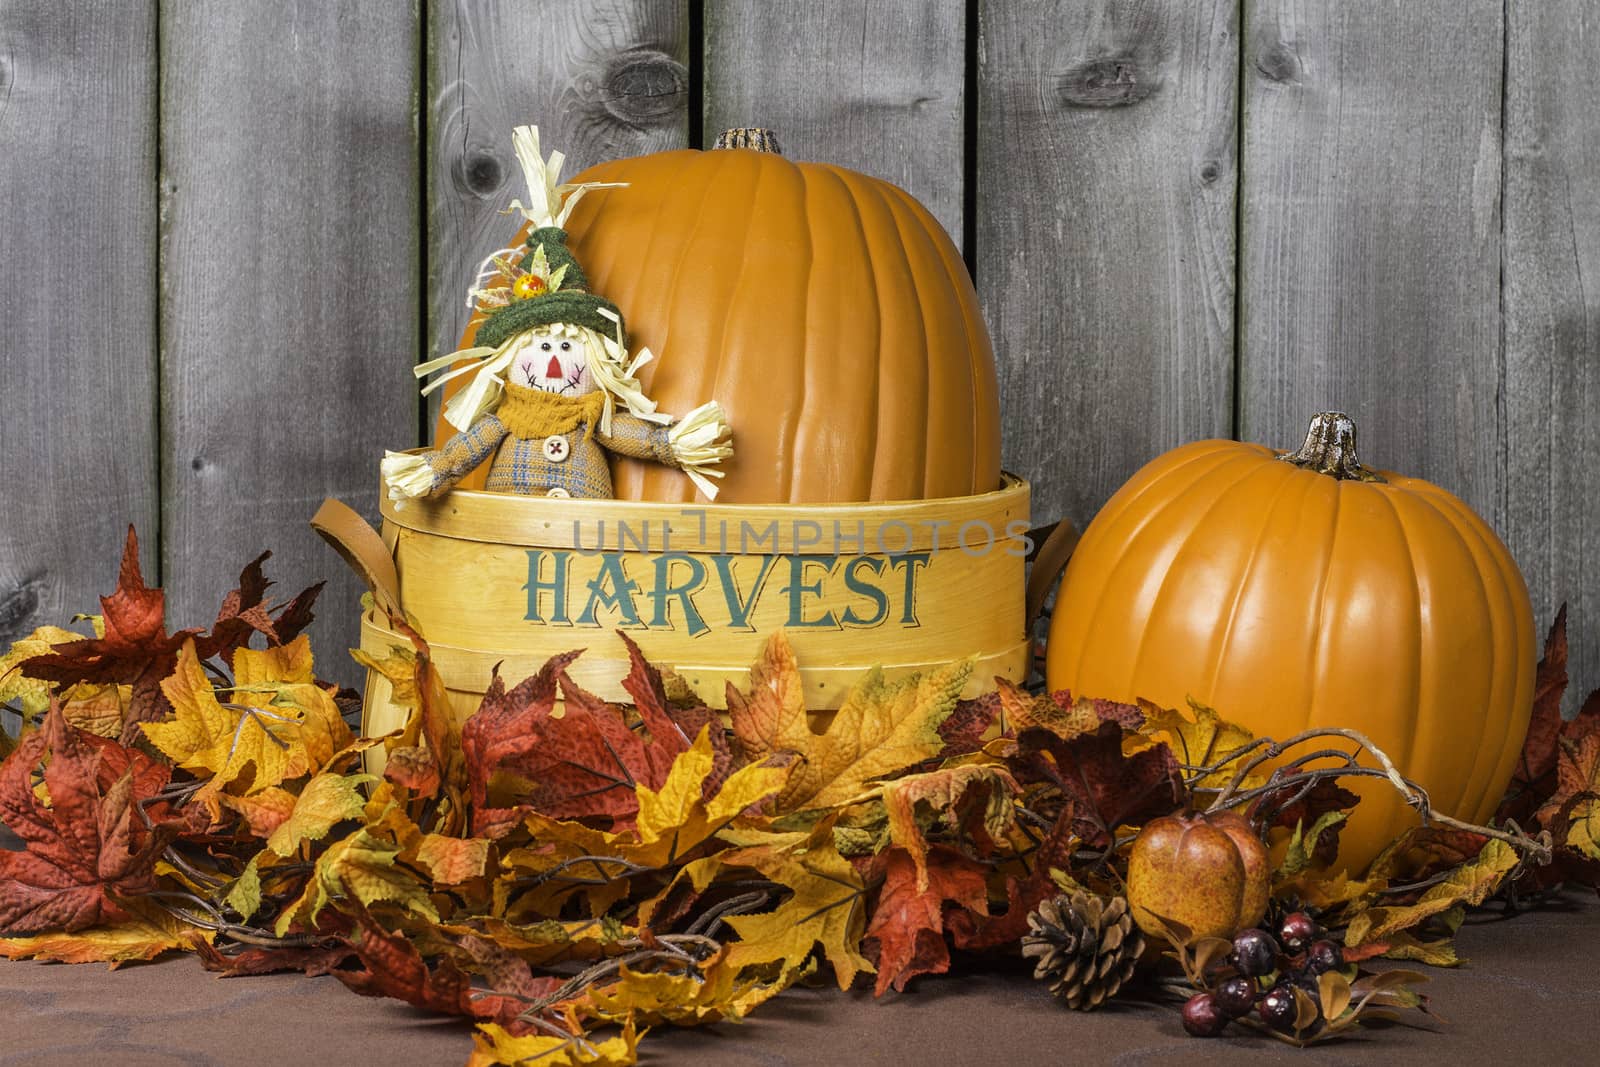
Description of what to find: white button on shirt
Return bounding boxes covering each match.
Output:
[542,435,570,463]
[546,487,571,498]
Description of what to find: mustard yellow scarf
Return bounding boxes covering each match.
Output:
[496,383,606,441]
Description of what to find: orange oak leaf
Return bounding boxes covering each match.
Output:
[864,846,990,995]
[0,706,173,933]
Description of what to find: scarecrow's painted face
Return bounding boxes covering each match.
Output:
[509,327,598,396]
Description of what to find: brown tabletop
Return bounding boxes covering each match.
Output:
[0,890,1594,1066]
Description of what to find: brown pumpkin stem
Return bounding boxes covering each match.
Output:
[1278,412,1386,483]
[713,127,782,154]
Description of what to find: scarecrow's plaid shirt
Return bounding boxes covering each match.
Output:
[425,412,678,498]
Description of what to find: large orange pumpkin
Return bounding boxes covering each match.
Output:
[439,129,1001,503]
[1045,412,1535,869]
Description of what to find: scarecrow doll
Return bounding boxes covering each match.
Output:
[383,126,732,504]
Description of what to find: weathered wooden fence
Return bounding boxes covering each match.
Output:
[2,0,1595,707]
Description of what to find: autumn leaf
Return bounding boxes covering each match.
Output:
[863,846,990,995]
[869,763,1019,890]
[1011,723,1182,844]
[938,691,1000,755]
[16,528,201,741]
[414,834,491,885]
[728,633,972,813]
[200,550,322,669]
[1138,698,1264,792]
[333,907,474,1013]
[948,811,1078,950]
[142,638,342,797]
[0,906,201,966]
[0,706,173,934]
[220,787,298,837]
[618,631,731,796]
[1498,607,1571,826]
[275,828,440,936]
[0,624,92,720]
[383,745,441,798]
[582,955,787,1026]
[726,630,810,765]
[461,650,579,816]
[1345,839,1518,948]
[997,680,1138,740]
[266,773,374,856]
[722,842,873,989]
[468,1020,639,1067]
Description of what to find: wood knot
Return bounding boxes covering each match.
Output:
[461,154,503,196]
[1199,161,1222,184]
[600,50,687,128]
[1055,56,1158,109]
[1255,42,1302,84]
[0,575,43,643]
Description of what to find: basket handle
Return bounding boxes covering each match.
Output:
[1024,518,1081,636]
[310,498,403,616]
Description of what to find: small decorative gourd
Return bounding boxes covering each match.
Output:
[383,126,732,504]
[1047,412,1536,868]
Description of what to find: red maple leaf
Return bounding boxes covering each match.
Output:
[949,809,1078,951]
[1498,607,1573,826]
[521,673,660,825]
[864,846,990,995]
[198,550,323,668]
[461,651,579,817]
[938,691,1000,755]
[0,705,174,934]
[18,528,201,742]
[1012,723,1182,845]
[618,632,733,797]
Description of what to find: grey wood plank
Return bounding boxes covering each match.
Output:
[1238,5,1505,530]
[428,0,688,370]
[978,0,1238,527]
[160,2,419,683]
[1505,0,1600,709]
[703,0,965,245]
[0,1,158,641]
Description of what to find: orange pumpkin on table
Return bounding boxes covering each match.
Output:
[1046,412,1536,870]
[440,128,1001,504]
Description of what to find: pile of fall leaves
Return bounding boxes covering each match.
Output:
[0,532,1596,1065]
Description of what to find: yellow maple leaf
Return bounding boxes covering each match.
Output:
[727,634,971,814]
[0,625,95,720]
[143,637,347,796]
[583,954,790,1027]
[351,644,419,708]
[266,773,374,856]
[1138,698,1266,792]
[468,1018,639,1067]
[0,905,205,966]
[1344,839,1518,948]
[723,843,873,989]
[274,828,440,936]
[1565,798,1600,860]
[507,728,788,917]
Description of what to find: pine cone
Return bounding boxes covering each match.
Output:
[1021,891,1144,1011]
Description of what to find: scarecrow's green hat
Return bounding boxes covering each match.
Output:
[472,226,625,351]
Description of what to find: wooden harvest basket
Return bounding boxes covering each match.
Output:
[316,473,1037,746]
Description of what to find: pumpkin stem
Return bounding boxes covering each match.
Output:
[1278,412,1387,483]
[713,128,782,154]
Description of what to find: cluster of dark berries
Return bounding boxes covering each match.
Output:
[1181,912,1345,1038]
